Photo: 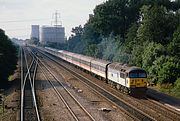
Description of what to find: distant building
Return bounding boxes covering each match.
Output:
[40,25,65,45]
[31,25,39,40]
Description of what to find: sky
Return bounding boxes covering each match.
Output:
[0,0,105,39]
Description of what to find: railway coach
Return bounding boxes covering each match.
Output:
[90,59,110,80]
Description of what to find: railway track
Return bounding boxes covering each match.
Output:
[20,47,40,121]
[30,49,95,121]
[34,47,155,121]
[142,97,180,121]
[111,87,180,121]
[36,46,180,121]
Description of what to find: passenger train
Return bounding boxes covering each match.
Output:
[43,47,147,97]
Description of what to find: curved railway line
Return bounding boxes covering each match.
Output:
[34,46,180,121]
[30,49,96,121]
[20,47,40,121]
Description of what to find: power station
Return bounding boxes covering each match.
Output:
[30,11,66,45]
[40,25,65,44]
[30,25,39,40]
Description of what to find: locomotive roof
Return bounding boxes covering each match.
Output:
[108,62,144,73]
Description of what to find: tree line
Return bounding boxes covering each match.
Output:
[0,29,18,88]
[49,0,180,96]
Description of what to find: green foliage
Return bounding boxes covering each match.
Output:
[0,29,17,88]
[65,0,180,89]
[158,57,180,84]
[137,5,178,45]
[71,25,83,36]
[85,44,98,57]
[168,25,180,57]
[173,78,180,91]
[91,0,142,39]
[172,78,180,97]
[66,25,84,53]
[149,56,180,84]
[142,42,165,71]
[129,44,144,67]
[158,78,180,98]
[47,42,68,51]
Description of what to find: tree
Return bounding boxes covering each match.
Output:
[142,42,165,71]
[149,56,180,84]
[67,25,83,53]
[0,29,17,88]
[71,25,83,36]
[81,22,102,55]
[168,25,180,58]
[137,5,179,45]
[91,0,142,39]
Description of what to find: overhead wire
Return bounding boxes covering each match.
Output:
[0,18,51,23]
[6,28,30,31]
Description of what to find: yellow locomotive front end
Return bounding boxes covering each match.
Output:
[129,78,147,88]
[127,69,147,97]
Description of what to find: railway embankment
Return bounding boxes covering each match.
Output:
[0,61,21,121]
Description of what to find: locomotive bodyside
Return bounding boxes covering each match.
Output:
[108,63,147,95]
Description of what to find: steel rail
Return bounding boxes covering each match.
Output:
[25,48,41,121]
[146,97,180,121]
[21,47,34,121]
[37,48,155,121]
[31,49,95,121]
[26,57,41,121]
[20,47,23,121]
[20,47,41,121]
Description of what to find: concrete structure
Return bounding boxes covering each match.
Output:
[31,25,39,40]
[40,25,65,45]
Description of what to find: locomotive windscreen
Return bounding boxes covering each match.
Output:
[129,70,147,78]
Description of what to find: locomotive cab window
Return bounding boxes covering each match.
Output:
[129,70,147,78]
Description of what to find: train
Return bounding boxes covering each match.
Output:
[42,47,148,97]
